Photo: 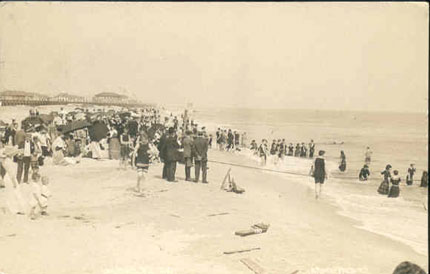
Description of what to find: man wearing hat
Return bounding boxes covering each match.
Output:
[162,127,180,182]
[193,130,209,184]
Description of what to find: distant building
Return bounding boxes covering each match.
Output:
[50,93,85,103]
[0,90,49,105]
[93,92,129,104]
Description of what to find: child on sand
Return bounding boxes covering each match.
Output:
[388,170,401,198]
[29,174,51,219]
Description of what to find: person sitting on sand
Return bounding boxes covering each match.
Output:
[134,132,151,193]
[310,150,328,199]
[388,170,401,198]
[420,171,428,187]
[377,164,392,195]
[359,164,370,181]
[406,164,416,186]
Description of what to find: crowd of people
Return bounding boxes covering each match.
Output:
[0,105,211,217]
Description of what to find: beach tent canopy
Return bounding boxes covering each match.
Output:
[21,116,44,131]
[62,120,92,134]
[88,121,109,142]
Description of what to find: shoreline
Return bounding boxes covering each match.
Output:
[0,104,428,273]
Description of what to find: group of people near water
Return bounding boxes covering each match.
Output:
[249,139,316,165]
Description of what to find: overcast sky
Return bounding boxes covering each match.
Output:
[0,2,428,112]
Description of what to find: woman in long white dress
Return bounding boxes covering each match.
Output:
[0,147,26,214]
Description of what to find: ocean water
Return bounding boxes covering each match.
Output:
[193,107,428,257]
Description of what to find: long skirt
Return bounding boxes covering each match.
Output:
[388,185,400,198]
[109,138,120,160]
[90,141,103,159]
[377,180,389,195]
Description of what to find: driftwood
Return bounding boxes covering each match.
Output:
[240,258,266,274]
[207,212,229,217]
[235,223,270,237]
[223,247,261,255]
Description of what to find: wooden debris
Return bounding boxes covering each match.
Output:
[223,247,261,255]
[207,212,229,217]
[240,258,266,274]
[235,223,270,237]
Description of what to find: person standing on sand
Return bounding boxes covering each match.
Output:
[339,150,346,172]
[157,129,168,179]
[378,164,392,195]
[406,164,416,186]
[119,128,131,170]
[162,127,180,182]
[365,146,372,165]
[134,133,151,193]
[388,170,401,198]
[310,150,328,199]
[193,131,209,184]
[182,130,194,181]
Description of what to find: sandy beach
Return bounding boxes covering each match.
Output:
[1,146,427,274]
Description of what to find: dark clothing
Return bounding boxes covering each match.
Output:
[420,173,428,187]
[378,170,391,195]
[406,167,416,185]
[182,136,194,158]
[195,160,207,183]
[309,143,315,158]
[17,156,31,183]
[270,143,277,155]
[388,177,401,198]
[313,157,326,184]
[127,120,139,137]
[193,137,208,161]
[162,136,179,162]
[359,168,370,181]
[135,143,150,166]
[166,161,177,182]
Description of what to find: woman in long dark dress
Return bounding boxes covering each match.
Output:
[311,150,328,199]
[388,170,401,198]
[378,164,392,195]
[359,164,370,181]
[339,150,346,172]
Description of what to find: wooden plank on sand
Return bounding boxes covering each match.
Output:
[240,258,266,274]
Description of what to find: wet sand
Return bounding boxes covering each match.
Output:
[0,149,427,274]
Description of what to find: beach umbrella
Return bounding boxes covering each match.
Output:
[21,116,44,131]
[62,120,92,134]
[38,114,54,124]
[88,121,109,142]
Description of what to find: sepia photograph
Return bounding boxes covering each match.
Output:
[0,2,428,274]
